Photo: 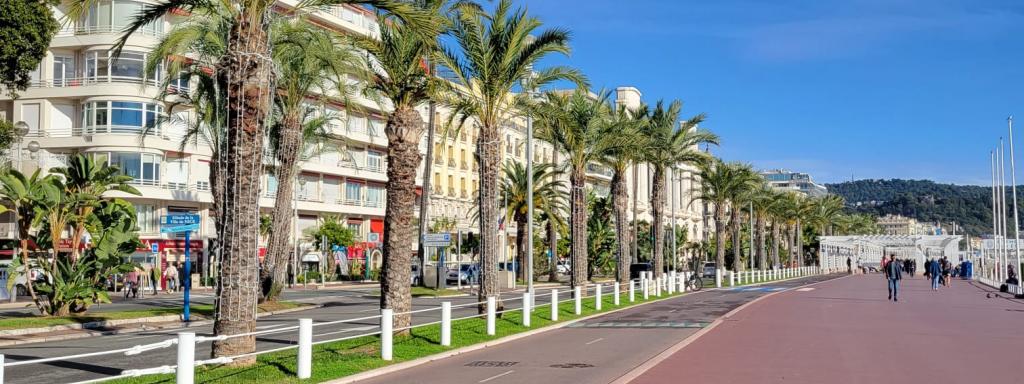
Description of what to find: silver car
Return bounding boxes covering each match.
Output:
[702,262,717,278]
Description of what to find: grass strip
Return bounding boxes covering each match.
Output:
[0,302,307,331]
[111,289,684,383]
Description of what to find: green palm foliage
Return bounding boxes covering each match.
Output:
[600,105,645,282]
[697,160,754,278]
[725,164,760,272]
[500,161,566,281]
[51,155,140,263]
[533,90,622,289]
[638,100,715,277]
[438,0,584,308]
[0,169,53,309]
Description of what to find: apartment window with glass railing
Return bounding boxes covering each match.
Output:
[83,100,163,135]
[345,181,362,204]
[52,55,76,87]
[84,0,163,35]
[347,114,367,134]
[366,185,383,208]
[135,204,157,234]
[94,151,161,185]
[85,50,163,85]
[367,151,383,172]
[266,174,279,197]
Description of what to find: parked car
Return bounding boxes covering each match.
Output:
[447,264,480,284]
[497,261,518,273]
[629,263,654,280]
[702,262,718,278]
[556,261,571,275]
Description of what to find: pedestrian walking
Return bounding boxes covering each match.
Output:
[847,257,852,274]
[941,257,951,286]
[927,257,941,291]
[149,267,158,294]
[885,254,902,302]
[164,263,179,293]
[125,268,140,299]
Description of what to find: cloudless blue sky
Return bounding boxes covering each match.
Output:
[514,0,1024,185]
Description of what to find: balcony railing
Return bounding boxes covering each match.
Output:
[460,161,469,170]
[338,198,384,208]
[586,163,614,178]
[448,188,456,197]
[25,126,163,138]
[337,160,386,173]
[448,159,456,168]
[28,76,164,89]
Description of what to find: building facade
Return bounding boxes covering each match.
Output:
[760,169,828,197]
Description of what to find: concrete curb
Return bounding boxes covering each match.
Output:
[0,303,322,347]
[609,273,850,384]
[324,287,691,384]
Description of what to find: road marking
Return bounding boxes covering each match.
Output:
[256,324,288,330]
[668,309,678,313]
[479,370,514,383]
[585,337,604,345]
[358,308,377,313]
[316,325,375,337]
[796,288,816,292]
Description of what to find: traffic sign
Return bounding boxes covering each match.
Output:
[151,243,159,254]
[367,232,380,244]
[422,233,451,246]
[160,214,201,233]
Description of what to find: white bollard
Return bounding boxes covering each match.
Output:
[728,271,734,287]
[643,278,650,300]
[629,280,636,302]
[654,277,661,297]
[522,292,532,327]
[716,269,722,288]
[574,286,582,315]
[679,272,686,292]
[551,289,559,321]
[668,272,675,294]
[441,302,452,346]
[595,284,603,310]
[613,282,620,306]
[176,332,195,384]
[381,309,393,361]
[486,297,496,336]
[1,354,4,384]
[297,319,313,379]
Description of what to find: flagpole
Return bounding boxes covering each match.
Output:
[1000,139,1009,282]
[1007,116,1015,282]
[991,150,998,281]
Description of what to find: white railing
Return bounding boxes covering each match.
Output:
[0,278,681,384]
[28,76,161,89]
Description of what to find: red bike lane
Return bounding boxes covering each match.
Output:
[630,275,1024,384]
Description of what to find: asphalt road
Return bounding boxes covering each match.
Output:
[631,274,1024,384]
[0,285,532,384]
[354,274,840,384]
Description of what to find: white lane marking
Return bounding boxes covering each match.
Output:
[668,309,678,313]
[315,325,376,337]
[796,288,815,292]
[585,337,604,345]
[479,370,515,383]
[256,324,288,330]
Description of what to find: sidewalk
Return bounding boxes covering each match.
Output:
[629,275,1023,384]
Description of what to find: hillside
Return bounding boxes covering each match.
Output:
[824,179,1015,236]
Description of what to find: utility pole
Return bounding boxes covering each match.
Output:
[1008,117,1022,283]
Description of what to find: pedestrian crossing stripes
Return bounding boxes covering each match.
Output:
[567,321,708,329]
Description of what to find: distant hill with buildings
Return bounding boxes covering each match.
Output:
[825,179,1006,236]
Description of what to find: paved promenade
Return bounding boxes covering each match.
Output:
[632,274,1023,384]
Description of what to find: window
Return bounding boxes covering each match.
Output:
[366,185,383,207]
[347,222,361,234]
[135,204,157,233]
[266,174,278,197]
[345,181,362,203]
[82,100,163,134]
[170,72,189,93]
[103,152,162,185]
[53,55,76,86]
[369,119,384,137]
[85,1,163,35]
[367,151,383,172]
[85,50,162,84]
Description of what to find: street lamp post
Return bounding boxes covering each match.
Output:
[14,121,29,171]
[522,61,538,303]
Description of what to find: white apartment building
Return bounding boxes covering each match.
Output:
[0,2,707,279]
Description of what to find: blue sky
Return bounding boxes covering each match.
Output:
[515,0,1024,185]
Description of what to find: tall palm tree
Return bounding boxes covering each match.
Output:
[601,105,645,282]
[750,184,779,270]
[67,0,437,360]
[725,165,760,273]
[260,18,363,302]
[0,169,53,310]
[639,100,714,278]
[697,159,746,281]
[808,194,845,237]
[438,0,583,308]
[533,90,618,289]
[500,161,566,282]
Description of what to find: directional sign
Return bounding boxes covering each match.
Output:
[160,214,201,233]
[151,243,160,254]
[422,232,451,247]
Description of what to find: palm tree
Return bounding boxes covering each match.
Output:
[438,0,583,309]
[51,155,140,264]
[697,159,746,282]
[533,90,618,289]
[808,194,845,237]
[638,100,714,278]
[601,105,645,282]
[67,0,438,360]
[260,18,363,302]
[750,184,779,270]
[0,170,53,310]
[725,165,760,273]
[500,161,566,282]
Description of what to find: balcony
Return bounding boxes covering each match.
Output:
[460,161,469,170]
[433,187,443,195]
[460,190,468,199]
[448,187,456,197]
[434,156,444,165]
[586,163,614,179]
[448,158,456,168]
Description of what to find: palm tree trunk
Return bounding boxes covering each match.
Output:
[611,167,630,282]
[515,214,528,282]
[796,218,803,266]
[631,163,639,264]
[261,113,302,302]
[547,150,559,283]
[211,12,272,362]
[771,219,780,268]
[715,209,727,276]
[569,166,588,289]
[756,215,767,270]
[650,167,666,278]
[477,124,502,313]
[17,226,42,311]
[731,206,742,272]
[380,106,423,332]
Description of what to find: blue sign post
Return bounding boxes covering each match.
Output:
[161,214,200,322]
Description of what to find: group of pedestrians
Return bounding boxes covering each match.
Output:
[883,254,960,301]
[923,257,951,291]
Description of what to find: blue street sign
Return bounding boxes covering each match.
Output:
[160,214,201,233]
[422,233,451,247]
[151,243,159,254]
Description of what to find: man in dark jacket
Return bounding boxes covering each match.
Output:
[927,257,942,291]
[885,254,902,302]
